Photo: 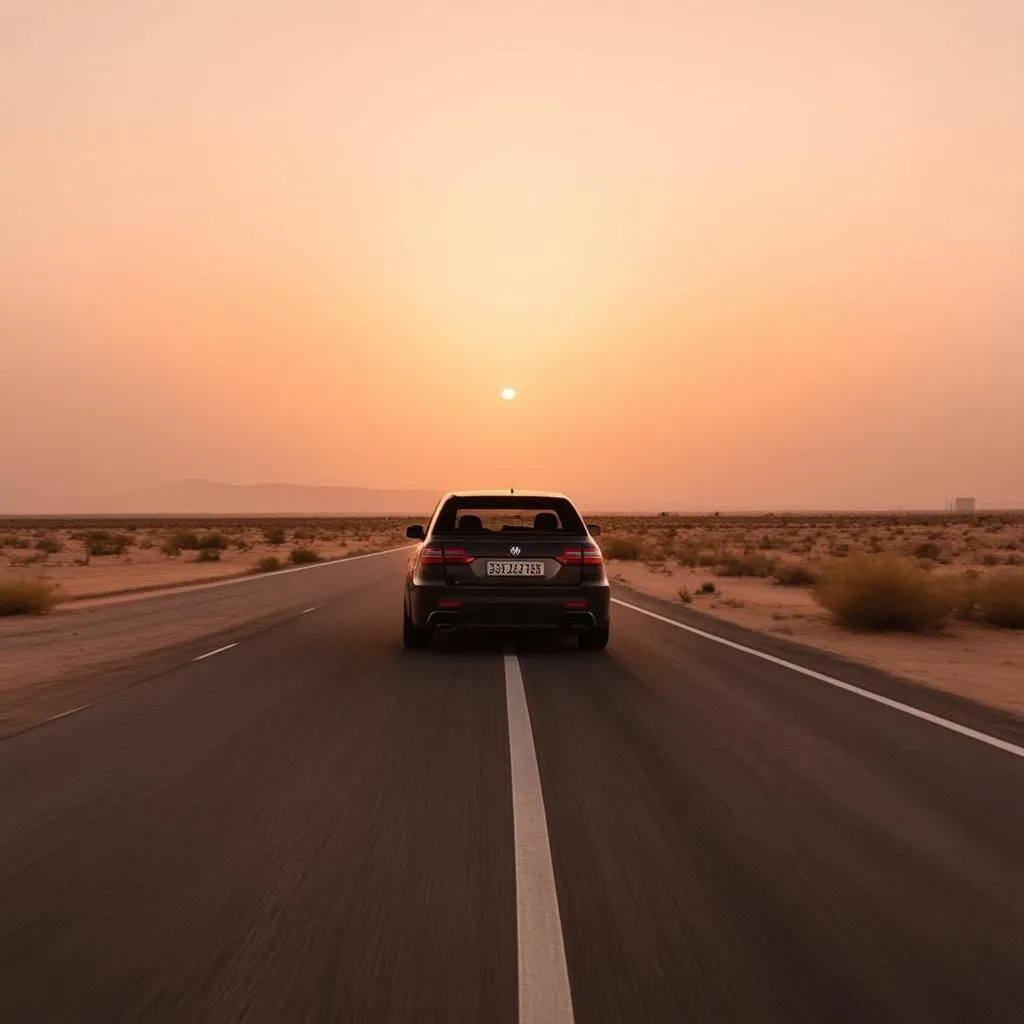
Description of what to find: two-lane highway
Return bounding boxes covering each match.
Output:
[1,549,1022,1022]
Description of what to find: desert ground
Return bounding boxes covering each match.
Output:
[0,517,410,603]
[2,511,1023,716]
[594,512,1024,715]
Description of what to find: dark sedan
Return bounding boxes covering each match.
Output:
[403,490,610,649]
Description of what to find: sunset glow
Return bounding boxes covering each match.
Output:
[2,1,1023,512]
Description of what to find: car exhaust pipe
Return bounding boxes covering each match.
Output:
[428,610,462,632]
[563,611,597,632]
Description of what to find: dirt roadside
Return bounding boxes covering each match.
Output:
[609,561,1024,718]
[0,550,410,738]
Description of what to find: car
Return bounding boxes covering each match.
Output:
[402,490,611,650]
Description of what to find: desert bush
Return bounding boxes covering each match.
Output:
[814,554,953,632]
[255,556,282,573]
[698,581,716,594]
[2,534,31,549]
[602,535,645,560]
[292,528,314,541]
[972,572,1024,629]
[675,544,700,566]
[263,525,287,546]
[288,546,321,565]
[0,580,61,616]
[195,547,221,562]
[912,541,942,562]
[35,536,63,555]
[946,571,982,621]
[715,552,776,577]
[678,587,693,604]
[85,530,131,556]
[235,538,252,552]
[196,532,228,550]
[136,537,154,550]
[772,560,820,586]
[160,538,181,557]
[170,531,200,551]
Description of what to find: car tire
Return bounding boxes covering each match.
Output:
[578,624,609,651]
[403,606,431,649]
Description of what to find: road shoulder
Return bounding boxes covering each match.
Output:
[612,582,1024,751]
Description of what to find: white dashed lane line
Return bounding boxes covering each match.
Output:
[301,605,323,615]
[192,643,239,662]
[504,645,575,1024]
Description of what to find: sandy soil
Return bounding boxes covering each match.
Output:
[0,520,407,601]
[609,561,1024,717]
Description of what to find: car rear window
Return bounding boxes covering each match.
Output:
[433,497,585,535]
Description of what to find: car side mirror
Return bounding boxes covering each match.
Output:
[588,523,602,536]
[406,524,425,540]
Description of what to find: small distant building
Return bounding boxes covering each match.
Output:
[953,497,976,514]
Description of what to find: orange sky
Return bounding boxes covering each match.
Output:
[2,0,1022,511]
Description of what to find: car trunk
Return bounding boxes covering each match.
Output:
[435,535,584,587]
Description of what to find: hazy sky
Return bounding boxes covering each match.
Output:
[2,0,1022,511]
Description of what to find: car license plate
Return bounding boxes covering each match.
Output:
[487,560,545,577]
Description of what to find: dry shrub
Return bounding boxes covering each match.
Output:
[0,580,61,616]
[196,532,229,550]
[195,547,221,562]
[772,560,820,586]
[715,552,776,577]
[288,547,321,565]
[945,572,982,620]
[35,536,63,555]
[912,541,942,561]
[85,530,131,556]
[602,535,645,560]
[972,572,1024,629]
[676,544,717,567]
[255,556,282,573]
[814,554,953,632]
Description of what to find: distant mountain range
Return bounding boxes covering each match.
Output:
[90,479,442,515]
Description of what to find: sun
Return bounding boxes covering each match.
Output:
[501,387,516,400]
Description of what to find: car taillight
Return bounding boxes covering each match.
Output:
[419,546,445,566]
[556,545,603,566]
[419,546,475,567]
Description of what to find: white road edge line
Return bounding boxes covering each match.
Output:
[503,646,574,1024]
[45,703,95,724]
[301,605,323,615]
[59,544,416,612]
[193,642,238,662]
[612,598,1024,761]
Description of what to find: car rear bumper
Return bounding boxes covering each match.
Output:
[409,583,610,632]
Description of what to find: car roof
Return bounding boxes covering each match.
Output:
[440,489,571,501]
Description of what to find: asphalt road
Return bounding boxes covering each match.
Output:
[1,549,1023,1022]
